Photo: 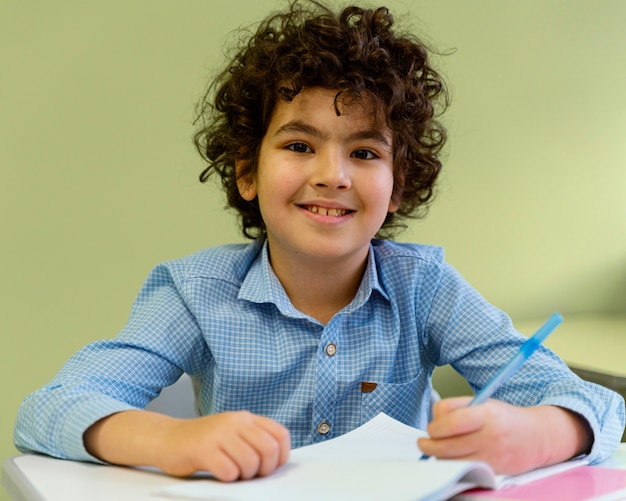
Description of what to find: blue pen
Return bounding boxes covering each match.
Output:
[420,312,563,459]
[469,312,563,405]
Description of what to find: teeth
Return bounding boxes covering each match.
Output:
[305,205,347,217]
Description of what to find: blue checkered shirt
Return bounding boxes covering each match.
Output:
[14,239,625,463]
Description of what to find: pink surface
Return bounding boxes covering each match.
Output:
[464,466,626,500]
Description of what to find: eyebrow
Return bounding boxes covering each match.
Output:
[273,120,391,150]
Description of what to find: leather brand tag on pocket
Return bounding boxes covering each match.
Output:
[361,382,378,393]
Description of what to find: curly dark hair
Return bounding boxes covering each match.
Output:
[194,0,448,239]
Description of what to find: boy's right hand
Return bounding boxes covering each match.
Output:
[154,411,291,480]
[84,410,291,481]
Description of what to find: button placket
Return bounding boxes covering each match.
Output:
[311,321,340,442]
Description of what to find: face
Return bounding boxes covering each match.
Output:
[237,87,398,271]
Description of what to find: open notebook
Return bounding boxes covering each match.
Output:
[156,412,586,501]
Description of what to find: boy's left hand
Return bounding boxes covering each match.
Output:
[417,397,592,475]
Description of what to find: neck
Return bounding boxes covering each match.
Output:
[268,247,369,324]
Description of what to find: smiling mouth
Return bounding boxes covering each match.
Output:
[301,205,353,217]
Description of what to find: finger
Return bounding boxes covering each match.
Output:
[428,403,484,438]
[254,416,291,468]
[220,417,290,480]
[238,427,283,477]
[418,432,482,460]
[219,435,262,480]
[203,447,243,482]
[431,396,474,420]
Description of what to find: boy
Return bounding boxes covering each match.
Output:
[14,0,624,482]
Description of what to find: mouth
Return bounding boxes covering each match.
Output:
[300,204,354,217]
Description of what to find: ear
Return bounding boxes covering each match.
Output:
[388,197,400,213]
[235,159,257,201]
[388,170,405,213]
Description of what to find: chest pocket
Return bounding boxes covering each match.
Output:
[360,371,429,428]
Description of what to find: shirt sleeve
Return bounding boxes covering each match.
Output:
[13,261,207,462]
[424,261,625,464]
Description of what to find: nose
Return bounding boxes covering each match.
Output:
[310,150,351,191]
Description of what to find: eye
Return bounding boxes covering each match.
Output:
[351,149,378,160]
[286,142,313,154]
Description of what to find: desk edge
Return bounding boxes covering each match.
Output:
[2,456,46,501]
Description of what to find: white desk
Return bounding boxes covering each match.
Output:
[1,455,190,501]
[4,447,626,501]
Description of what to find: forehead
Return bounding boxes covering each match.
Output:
[268,87,387,134]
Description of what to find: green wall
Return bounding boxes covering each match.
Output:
[2,1,625,498]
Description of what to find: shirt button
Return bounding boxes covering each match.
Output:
[317,421,331,435]
[325,343,337,356]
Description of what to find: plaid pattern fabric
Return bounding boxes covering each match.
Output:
[15,238,625,464]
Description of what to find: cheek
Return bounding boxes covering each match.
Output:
[258,163,304,200]
[374,172,398,212]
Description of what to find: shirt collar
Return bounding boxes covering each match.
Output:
[238,240,389,320]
